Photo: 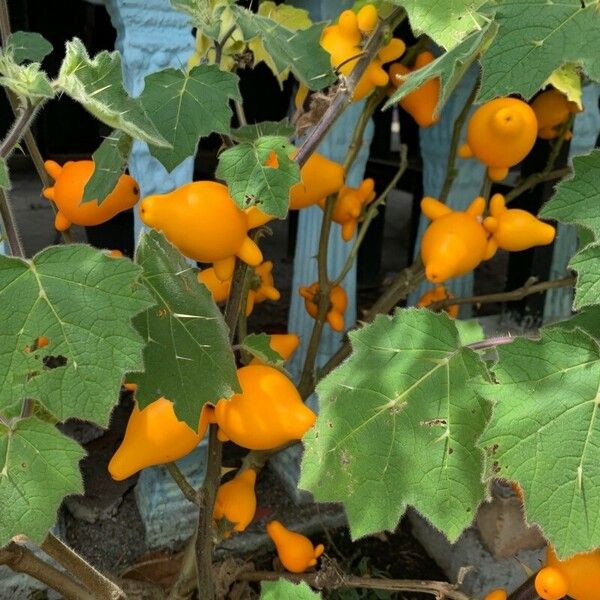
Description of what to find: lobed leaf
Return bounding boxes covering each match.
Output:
[477,328,600,558]
[216,135,300,218]
[6,31,53,64]
[0,417,85,545]
[478,0,600,102]
[0,245,152,425]
[57,39,167,148]
[130,231,239,430]
[261,580,321,599]
[141,64,241,173]
[300,309,490,542]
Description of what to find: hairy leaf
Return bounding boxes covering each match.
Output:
[7,31,53,64]
[478,0,600,102]
[82,131,133,204]
[546,307,600,340]
[0,245,152,424]
[0,59,54,99]
[569,243,600,309]
[0,418,85,545]
[216,136,299,218]
[130,231,239,430]
[540,151,600,241]
[57,39,167,147]
[171,0,232,39]
[231,120,294,143]
[389,0,486,49]
[141,64,241,173]
[545,63,583,109]
[300,309,489,541]
[384,23,497,111]
[232,5,335,91]
[261,580,321,600]
[477,328,600,558]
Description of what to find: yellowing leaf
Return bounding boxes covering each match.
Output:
[544,64,583,110]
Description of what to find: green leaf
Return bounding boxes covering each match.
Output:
[569,242,600,309]
[476,328,600,558]
[240,333,285,366]
[130,231,239,430]
[0,245,152,424]
[7,31,53,64]
[383,23,497,112]
[261,580,321,600]
[389,0,486,50]
[540,151,600,242]
[546,307,600,340]
[455,319,485,346]
[216,136,300,218]
[232,5,335,91]
[478,0,600,102]
[57,39,167,148]
[0,417,85,545]
[141,64,241,173]
[171,0,231,39]
[82,131,133,204]
[545,63,583,109]
[0,157,10,190]
[231,120,295,143]
[0,60,54,99]
[300,309,490,542]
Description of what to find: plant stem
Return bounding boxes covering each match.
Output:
[334,146,408,286]
[0,0,11,44]
[297,195,335,399]
[0,188,25,257]
[294,8,405,168]
[167,534,198,600]
[427,275,575,312]
[40,532,125,600]
[194,425,221,600]
[0,540,95,600]
[439,79,479,204]
[480,174,492,202]
[166,462,199,506]
[505,167,571,204]
[343,87,385,173]
[467,336,517,351]
[235,569,471,600]
[507,574,538,600]
[0,101,40,160]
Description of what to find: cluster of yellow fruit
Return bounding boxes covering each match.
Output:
[109,336,325,573]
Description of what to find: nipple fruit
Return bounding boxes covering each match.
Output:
[139,181,263,281]
[266,520,325,573]
[458,97,538,182]
[483,193,556,251]
[420,196,497,283]
[299,283,348,332]
[43,160,140,232]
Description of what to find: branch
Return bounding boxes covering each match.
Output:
[195,425,222,600]
[0,540,95,600]
[0,188,25,257]
[427,275,575,312]
[505,167,571,204]
[40,532,125,600]
[439,79,479,204]
[166,462,199,506]
[294,8,405,169]
[235,567,471,600]
[334,145,408,286]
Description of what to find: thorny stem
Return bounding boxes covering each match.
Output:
[297,195,336,399]
[235,569,471,600]
[0,540,95,600]
[195,425,222,600]
[480,174,492,203]
[438,79,479,204]
[40,532,125,600]
[334,146,408,286]
[214,24,236,65]
[427,275,575,312]
[0,0,11,45]
[0,101,40,160]
[294,8,405,168]
[0,188,25,257]
[467,336,517,351]
[166,462,199,506]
